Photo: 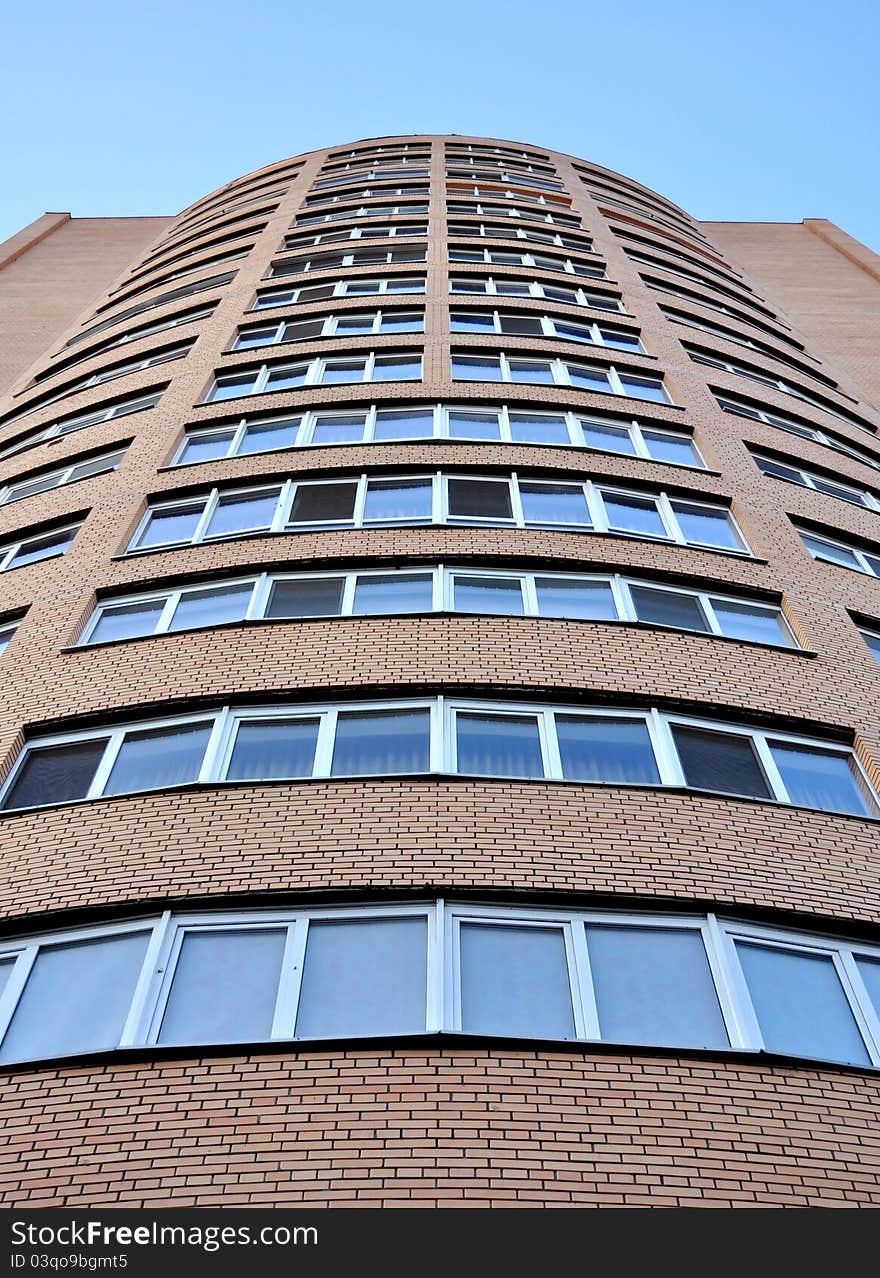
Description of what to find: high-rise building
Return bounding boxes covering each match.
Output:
[1,136,879,1208]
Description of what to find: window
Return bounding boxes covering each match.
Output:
[284,225,427,250]
[4,901,880,1070]
[627,250,782,322]
[663,308,837,389]
[65,273,236,349]
[716,395,880,472]
[0,448,126,505]
[0,523,79,574]
[204,351,422,401]
[449,276,623,311]
[295,202,428,225]
[253,276,426,309]
[753,452,880,511]
[447,201,581,228]
[449,310,642,351]
[268,247,426,276]
[800,528,880,579]
[858,625,880,664]
[129,473,746,555]
[449,247,605,279]
[0,393,161,463]
[447,222,592,252]
[688,347,876,434]
[80,566,796,649]
[232,310,424,349]
[451,352,671,403]
[0,620,20,654]
[3,698,872,818]
[173,404,701,467]
[646,279,807,351]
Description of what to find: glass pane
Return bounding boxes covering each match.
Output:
[619,376,667,402]
[373,408,434,440]
[736,942,869,1065]
[855,956,880,1021]
[580,421,637,455]
[642,432,699,466]
[520,483,589,526]
[499,314,543,336]
[238,418,300,455]
[289,482,357,524]
[672,503,741,550]
[0,958,13,1000]
[629,585,709,632]
[295,917,427,1038]
[266,577,344,617]
[768,742,872,816]
[862,631,880,663]
[566,365,610,391]
[712,599,791,646]
[671,725,771,799]
[320,360,366,384]
[226,718,320,780]
[210,374,255,401]
[456,713,543,777]
[9,529,75,567]
[372,357,421,381]
[586,925,728,1048]
[508,413,570,445]
[603,493,665,538]
[0,932,149,1063]
[103,722,212,796]
[177,432,234,464]
[452,356,503,380]
[266,365,308,390]
[447,411,502,441]
[363,478,432,522]
[3,738,108,810]
[333,314,374,333]
[450,313,496,332]
[89,600,165,644]
[802,534,860,569]
[138,504,204,548]
[556,716,659,783]
[168,584,252,632]
[452,575,525,615]
[159,929,286,1045]
[205,491,277,538]
[459,923,575,1039]
[310,414,368,445]
[508,359,554,384]
[447,478,512,520]
[331,709,430,775]
[352,573,433,614]
[535,578,617,620]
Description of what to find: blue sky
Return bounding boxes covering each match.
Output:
[2,0,877,249]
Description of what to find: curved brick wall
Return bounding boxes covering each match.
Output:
[1,136,879,1206]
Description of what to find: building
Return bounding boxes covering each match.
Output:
[0,135,879,1208]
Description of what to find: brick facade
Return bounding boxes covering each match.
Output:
[0,137,878,1207]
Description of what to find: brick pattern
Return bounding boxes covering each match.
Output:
[1,137,879,1207]
[2,1049,879,1207]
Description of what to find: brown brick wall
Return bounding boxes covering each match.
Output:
[0,215,173,397]
[2,1049,878,1207]
[1,138,879,1207]
[703,219,880,411]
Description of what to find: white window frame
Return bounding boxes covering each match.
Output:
[448,246,606,279]
[450,351,673,404]
[0,447,127,506]
[0,394,161,462]
[3,901,880,1068]
[232,309,425,349]
[79,564,796,650]
[0,522,80,573]
[283,224,428,250]
[203,350,424,402]
[800,528,880,579]
[172,403,703,469]
[716,396,880,472]
[268,247,427,277]
[752,452,880,511]
[252,276,427,310]
[129,472,747,555]
[448,276,624,312]
[449,309,642,352]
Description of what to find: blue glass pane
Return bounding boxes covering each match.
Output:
[456,713,543,777]
[460,924,575,1039]
[556,716,659,783]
